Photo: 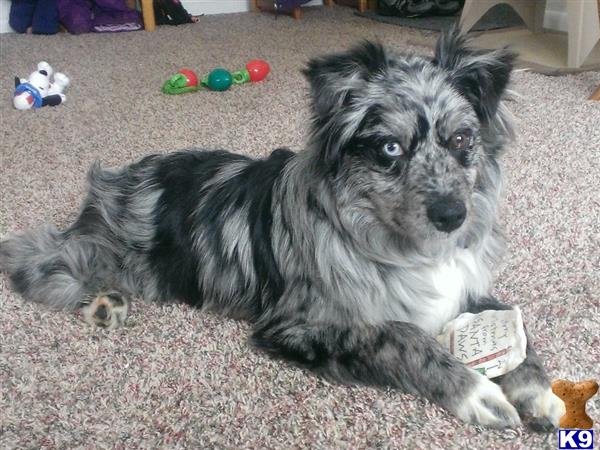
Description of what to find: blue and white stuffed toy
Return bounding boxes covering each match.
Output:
[13,62,70,110]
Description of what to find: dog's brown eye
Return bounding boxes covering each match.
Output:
[449,131,472,151]
[382,142,404,157]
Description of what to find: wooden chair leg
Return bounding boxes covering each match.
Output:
[292,7,301,19]
[140,0,155,31]
[590,85,600,100]
[358,0,367,13]
[325,0,335,6]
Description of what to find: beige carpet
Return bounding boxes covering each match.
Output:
[1,6,599,449]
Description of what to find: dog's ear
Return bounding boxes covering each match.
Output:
[303,40,387,120]
[434,28,516,124]
[303,41,388,164]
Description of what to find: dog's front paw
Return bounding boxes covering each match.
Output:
[455,372,521,428]
[506,385,565,432]
[82,292,129,330]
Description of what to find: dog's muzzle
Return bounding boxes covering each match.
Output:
[426,198,467,232]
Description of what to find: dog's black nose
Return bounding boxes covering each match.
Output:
[427,198,467,232]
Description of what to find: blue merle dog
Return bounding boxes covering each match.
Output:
[0,30,565,430]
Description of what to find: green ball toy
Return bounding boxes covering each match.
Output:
[206,68,233,91]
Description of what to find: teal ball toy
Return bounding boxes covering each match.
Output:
[207,68,233,91]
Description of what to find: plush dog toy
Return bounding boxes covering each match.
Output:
[13,61,70,110]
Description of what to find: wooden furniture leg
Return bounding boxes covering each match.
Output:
[292,7,301,19]
[141,0,155,31]
[590,85,600,100]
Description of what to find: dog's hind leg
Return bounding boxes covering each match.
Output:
[82,291,129,330]
[0,224,129,328]
[0,161,161,328]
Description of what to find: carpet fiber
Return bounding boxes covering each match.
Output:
[1,6,599,449]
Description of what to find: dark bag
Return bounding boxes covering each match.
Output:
[378,0,464,17]
[153,0,192,25]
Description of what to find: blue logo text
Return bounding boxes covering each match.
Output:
[558,429,594,450]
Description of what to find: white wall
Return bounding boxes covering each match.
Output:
[0,0,11,34]
[544,0,568,32]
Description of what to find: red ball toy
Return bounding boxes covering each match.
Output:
[246,60,270,82]
[178,69,198,87]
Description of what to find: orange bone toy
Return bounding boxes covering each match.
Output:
[551,379,598,429]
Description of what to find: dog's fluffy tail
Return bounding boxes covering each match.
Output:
[0,226,109,310]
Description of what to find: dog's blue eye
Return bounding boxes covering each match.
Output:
[382,142,404,157]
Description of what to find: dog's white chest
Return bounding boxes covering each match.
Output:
[381,249,485,336]
[413,258,468,334]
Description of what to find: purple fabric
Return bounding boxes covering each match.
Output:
[92,3,141,30]
[58,0,93,34]
[94,0,131,10]
[275,0,312,12]
[93,22,141,32]
[58,0,141,34]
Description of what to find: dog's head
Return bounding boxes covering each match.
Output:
[304,30,516,252]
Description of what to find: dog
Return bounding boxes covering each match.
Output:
[0,30,565,431]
